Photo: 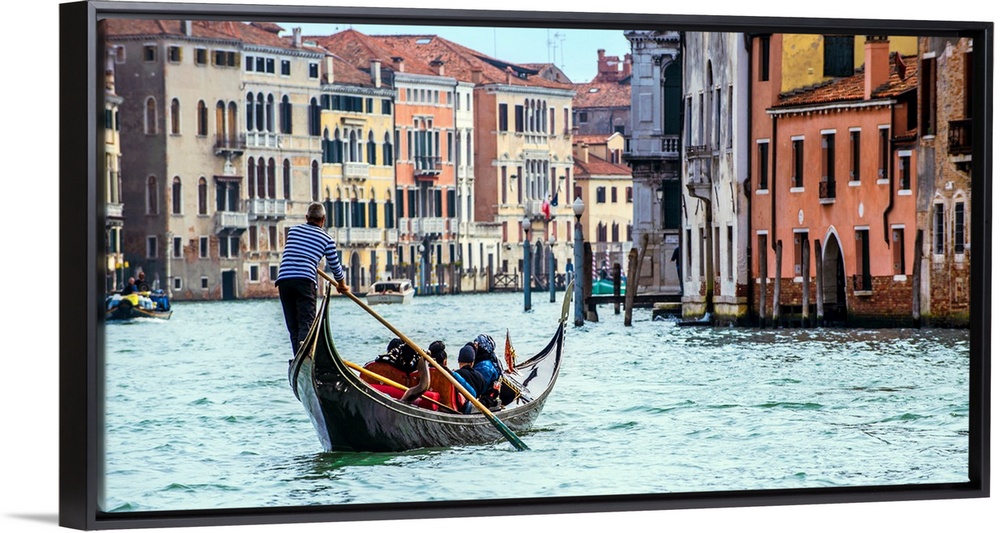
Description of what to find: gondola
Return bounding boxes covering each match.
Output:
[105,291,173,321]
[288,282,571,452]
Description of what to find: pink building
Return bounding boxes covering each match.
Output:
[751,36,920,325]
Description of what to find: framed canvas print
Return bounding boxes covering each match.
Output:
[52,0,990,531]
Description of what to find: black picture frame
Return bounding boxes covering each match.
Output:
[56,0,991,531]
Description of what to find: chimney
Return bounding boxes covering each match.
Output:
[506,66,513,85]
[370,59,382,88]
[431,59,445,76]
[864,36,890,100]
[392,56,404,73]
[293,27,302,49]
[472,68,482,85]
[323,55,334,84]
[623,54,632,78]
[182,20,193,36]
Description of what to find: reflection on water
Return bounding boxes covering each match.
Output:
[103,292,970,512]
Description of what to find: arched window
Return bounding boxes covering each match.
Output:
[146,176,158,214]
[255,93,265,131]
[367,131,377,164]
[145,97,157,135]
[227,102,238,140]
[170,98,181,135]
[247,158,256,199]
[280,95,292,134]
[171,177,182,214]
[257,158,267,199]
[282,159,291,200]
[349,129,358,162]
[198,177,208,215]
[266,94,275,132]
[197,100,207,136]
[216,101,226,139]
[383,131,393,166]
[309,97,320,136]
[311,161,320,201]
[267,158,276,198]
[245,93,254,131]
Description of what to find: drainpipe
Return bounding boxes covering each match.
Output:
[882,116,896,245]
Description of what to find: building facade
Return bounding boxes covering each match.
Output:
[104,44,126,293]
[751,35,920,326]
[680,31,750,324]
[624,30,683,295]
[572,138,634,275]
[915,36,974,327]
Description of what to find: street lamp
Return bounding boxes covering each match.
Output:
[522,216,531,312]
[417,242,426,295]
[572,197,585,326]
[548,235,556,303]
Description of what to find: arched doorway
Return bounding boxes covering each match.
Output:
[821,236,847,322]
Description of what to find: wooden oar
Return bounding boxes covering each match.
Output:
[343,359,458,414]
[318,269,530,451]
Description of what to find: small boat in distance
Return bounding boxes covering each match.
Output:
[365,279,415,305]
[105,290,172,321]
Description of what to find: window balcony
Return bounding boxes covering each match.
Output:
[214,135,246,155]
[415,217,446,236]
[106,202,124,221]
[343,162,369,181]
[246,131,280,149]
[247,198,287,220]
[398,217,412,236]
[414,155,442,176]
[948,119,973,155]
[215,211,248,234]
[819,180,836,204]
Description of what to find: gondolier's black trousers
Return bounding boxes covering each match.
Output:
[277,278,318,358]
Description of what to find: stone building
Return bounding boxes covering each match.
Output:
[624,30,683,294]
[680,32,750,324]
[573,49,632,137]
[914,36,974,327]
[104,44,125,293]
[107,20,252,300]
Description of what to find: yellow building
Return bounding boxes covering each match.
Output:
[573,135,634,273]
[777,34,918,93]
[316,54,397,292]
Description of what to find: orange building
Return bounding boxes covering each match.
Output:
[751,35,920,325]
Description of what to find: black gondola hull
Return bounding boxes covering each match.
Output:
[289,294,564,452]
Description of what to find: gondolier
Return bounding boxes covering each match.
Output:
[276,202,350,357]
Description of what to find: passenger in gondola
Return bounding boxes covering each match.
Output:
[454,344,487,413]
[121,277,138,296]
[469,334,503,408]
[136,271,150,292]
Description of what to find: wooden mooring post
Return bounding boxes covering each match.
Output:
[613,263,622,314]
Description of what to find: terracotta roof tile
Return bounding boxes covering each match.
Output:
[308,30,441,77]
[574,79,631,108]
[573,153,632,177]
[773,53,918,108]
[103,18,302,52]
[371,34,574,90]
[574,134,613,145]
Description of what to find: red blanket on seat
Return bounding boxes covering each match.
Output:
[368,383,441,411]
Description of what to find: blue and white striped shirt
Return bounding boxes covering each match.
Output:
[275,223,345,284]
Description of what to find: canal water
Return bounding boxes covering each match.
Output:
[102,291,970,513]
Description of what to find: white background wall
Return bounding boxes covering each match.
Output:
[4,1,994,532]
